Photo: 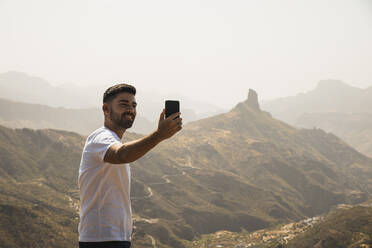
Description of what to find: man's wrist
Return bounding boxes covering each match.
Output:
[152,130,164,144]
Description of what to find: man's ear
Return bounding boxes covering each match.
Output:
[102,103,110,116]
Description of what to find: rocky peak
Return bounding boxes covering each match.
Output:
[246,89,260,111]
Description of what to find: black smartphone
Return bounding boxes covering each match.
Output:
[165,100,180,119]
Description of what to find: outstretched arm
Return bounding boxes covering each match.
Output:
[104,109,182,164]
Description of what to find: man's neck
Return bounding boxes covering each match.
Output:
[104,121,126,139]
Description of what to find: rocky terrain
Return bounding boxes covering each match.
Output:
[188,203,372,248]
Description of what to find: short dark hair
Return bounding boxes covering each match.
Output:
[103,83,136,103]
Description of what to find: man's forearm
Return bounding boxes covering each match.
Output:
[117,130,163,163]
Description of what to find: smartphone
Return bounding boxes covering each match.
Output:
[165,100,180,119]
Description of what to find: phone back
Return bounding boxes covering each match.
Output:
[165,100,180,118]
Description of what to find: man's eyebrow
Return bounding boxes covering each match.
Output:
[118,99,137,105]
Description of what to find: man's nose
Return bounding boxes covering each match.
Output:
[126,107,135,114]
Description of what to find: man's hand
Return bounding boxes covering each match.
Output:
[156,109,183,141]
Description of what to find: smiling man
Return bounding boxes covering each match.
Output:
[78,83,182,248]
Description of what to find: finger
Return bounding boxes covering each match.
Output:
[159,109,165,121]
[172,125,182,131]
[167,112,181,120]
[169,119,182,129]
[174,119,182,126]
[174,118,183,125]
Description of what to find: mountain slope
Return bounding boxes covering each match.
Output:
[0,126,83,247]
[0,125,278,248]
[297,112,372,158]
[283,204,372,248]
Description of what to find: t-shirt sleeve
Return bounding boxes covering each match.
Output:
[89,130,122,161]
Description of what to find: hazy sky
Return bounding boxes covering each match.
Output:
[1,0,371,109]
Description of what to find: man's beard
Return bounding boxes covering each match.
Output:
[109,108,135,129]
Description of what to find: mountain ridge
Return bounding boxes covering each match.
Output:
[262,79,372,124]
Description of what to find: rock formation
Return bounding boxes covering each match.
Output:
[247,89,260,111]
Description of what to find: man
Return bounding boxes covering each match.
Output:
[78,83,182,248]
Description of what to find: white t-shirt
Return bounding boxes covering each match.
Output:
[78,126,132,242]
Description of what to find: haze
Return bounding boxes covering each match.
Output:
[1,0,371,109]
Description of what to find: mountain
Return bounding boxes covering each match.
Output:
[282,204,372,248]
[297,112,372,158]
[262,80,372,125]
[1,89,372,247]
[191,203,372,248]
[0,98,155,135]
[168,89,372,217]
[0,125,276,248]
[0,71,98,108]
[262,80,372,158]
[0,71,226,124]
[0,126,83,247]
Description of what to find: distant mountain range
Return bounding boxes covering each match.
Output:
[262,80,372,125]
[297,112,372,158]
[262,80,372,158]
[0,98,154,135]
[0,71,226,126]
[1,90,372,247]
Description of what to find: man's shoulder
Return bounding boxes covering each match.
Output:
[86,127,105,140]
[88,126,106,137]
[86,126,120,144]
